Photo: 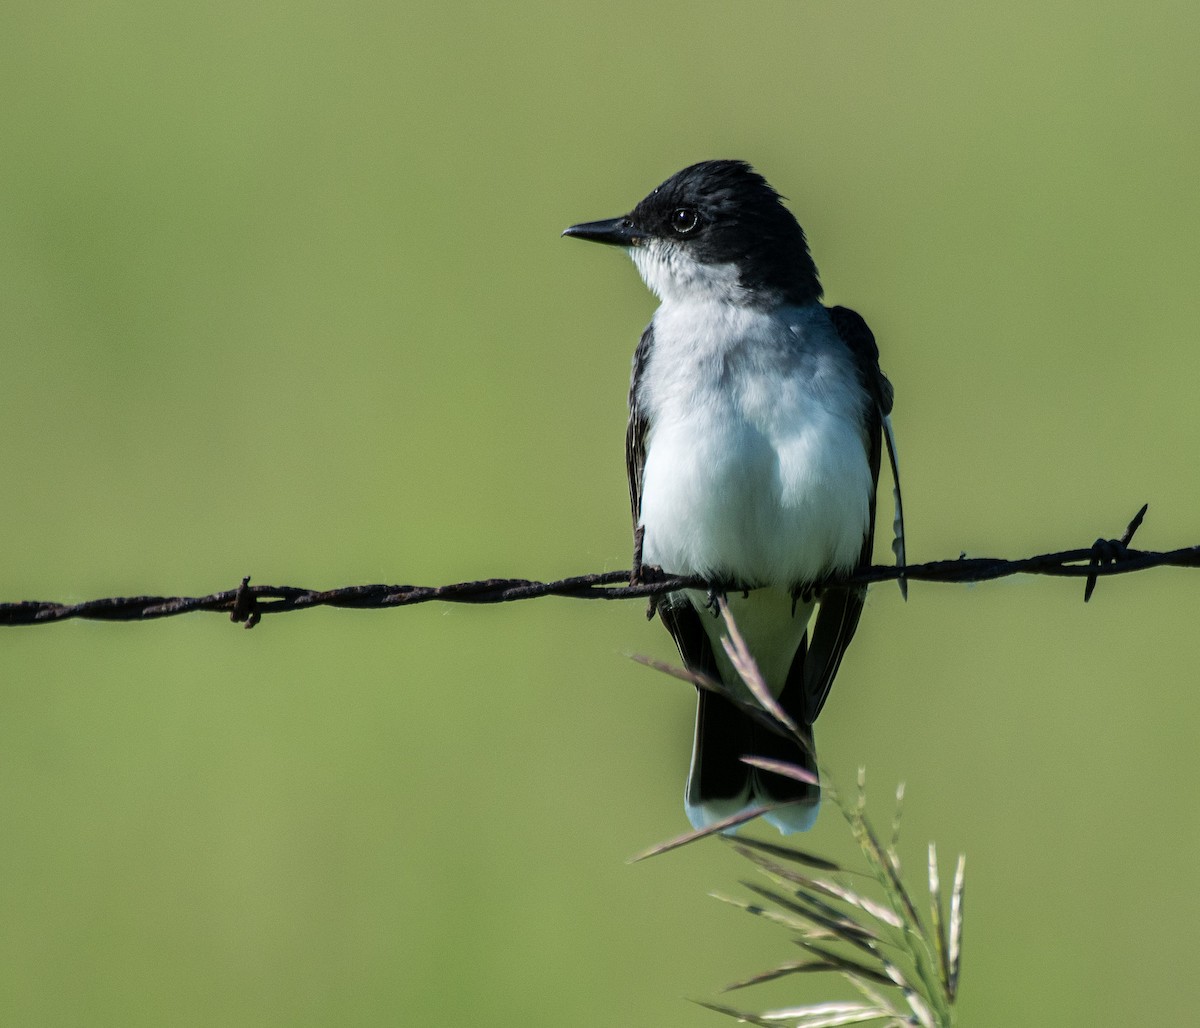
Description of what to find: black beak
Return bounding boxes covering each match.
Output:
[562,217,644,247]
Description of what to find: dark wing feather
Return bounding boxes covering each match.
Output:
[625,323,654,528]
[659,597,758,803]
[834,304,906,593]
[794,306,889,724]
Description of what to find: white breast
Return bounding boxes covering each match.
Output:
[637,301,872,590]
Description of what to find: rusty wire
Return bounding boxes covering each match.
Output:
[2,504,1192,629]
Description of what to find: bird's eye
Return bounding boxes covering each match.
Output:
[670,207,699,234]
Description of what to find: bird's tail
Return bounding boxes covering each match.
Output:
[684,687,820,835]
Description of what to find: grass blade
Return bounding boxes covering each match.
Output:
[627,805,778,863]
[717,596,801,735]
[758,1001,898,1026]
[691,999,779,1026]
[727,835,842,873]
[723,959,841,992]
[741,755,819,787]
[928,842,950,992]
[948,854,965,1000]
[734,847,903,929]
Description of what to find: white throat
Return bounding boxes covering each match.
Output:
[630,239,749,305]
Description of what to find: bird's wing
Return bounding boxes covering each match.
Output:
[625,323,654,528]
[795,305,894,723]
[828,306,907,592]
[628,319,756,799]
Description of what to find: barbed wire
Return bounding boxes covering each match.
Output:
[2,505,1193,630]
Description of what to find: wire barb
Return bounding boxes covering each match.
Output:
[230,576,261,629]
[1083,503,1150,603]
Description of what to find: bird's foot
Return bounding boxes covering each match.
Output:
[629,526,645,585]
[789,584,815,618]
[631,563,667,621]
[704,587,725,618]
[628,526,668,619]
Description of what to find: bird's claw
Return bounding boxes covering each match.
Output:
[629,526,652,586]
[630,526,667,619]
[704,587,724,617]
[629,561,666,588]
[629,563,667,621]
[789,584,815,617]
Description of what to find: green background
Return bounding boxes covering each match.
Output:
[2,2,1198,1024]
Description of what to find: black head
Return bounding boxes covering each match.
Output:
[563,160,821,306]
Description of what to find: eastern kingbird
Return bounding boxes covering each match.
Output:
[564,160,904,834]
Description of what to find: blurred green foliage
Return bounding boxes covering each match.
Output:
[1,1,1198,1025]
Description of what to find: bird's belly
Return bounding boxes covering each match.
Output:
[639,408,871,588]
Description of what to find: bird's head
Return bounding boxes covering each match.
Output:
[563,160,821,307]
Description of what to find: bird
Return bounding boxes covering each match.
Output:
[563,160,904,834]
